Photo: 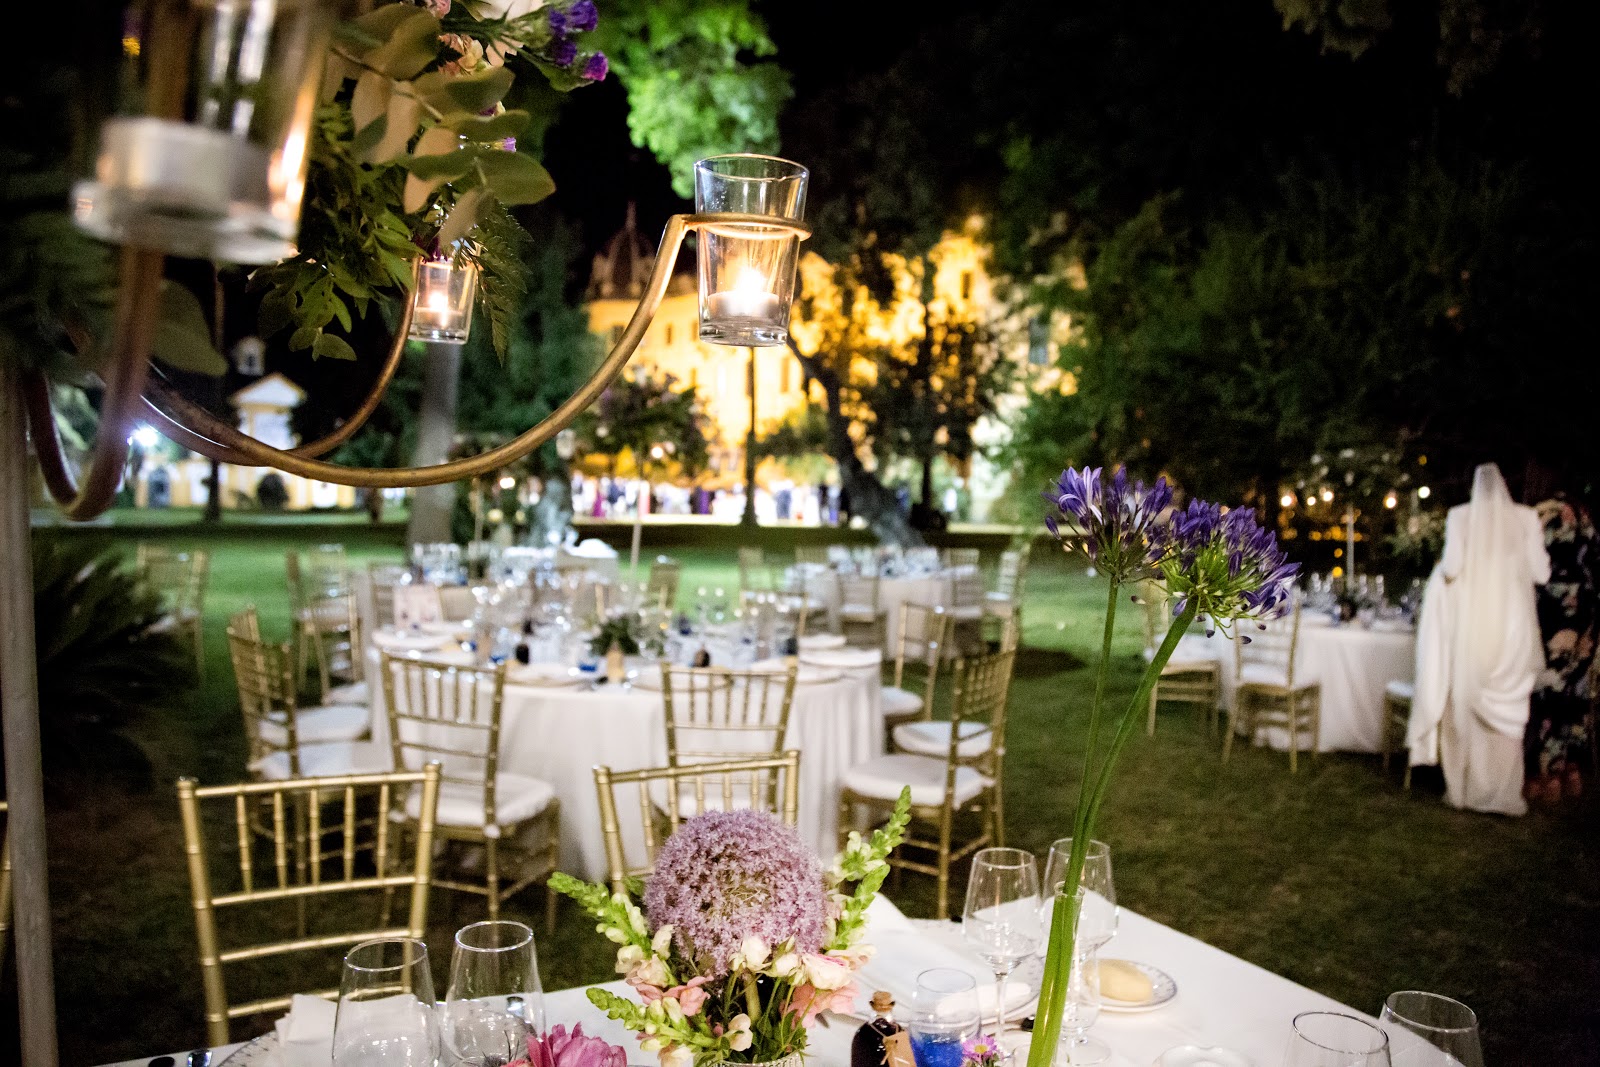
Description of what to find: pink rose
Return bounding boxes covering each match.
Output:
[665,975,712,1016]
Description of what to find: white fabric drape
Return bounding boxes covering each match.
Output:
[1408,464,1550,815]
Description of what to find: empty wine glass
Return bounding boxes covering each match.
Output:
[963,847,1043,1060]
[906,967,982,1067]
[1379,992,1485,1067]
[1043,839,1118,950]
[441,920,546,1067]
[332,937,438,1067]
[1285,1011,1392,1067]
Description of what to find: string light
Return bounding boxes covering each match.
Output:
[1418,486,1432,500]
[499,476,516,490]
[1384,493,1398,509]
[1320,488,1334,502]
[1280,492,1296,508]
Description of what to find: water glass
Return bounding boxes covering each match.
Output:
[1056,942,1107,1066]
[964,847,1043,1057]
[1379,992,1484,1067]
[332,938,439,1067]
[1285,1012,1392,1067]
[1043,839,1118,949]
[907,968,982,1067]
[442,920,546,1067]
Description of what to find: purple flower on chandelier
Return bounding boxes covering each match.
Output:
[548,7,569,34]
[1045,465,1172,582]
[568,0,599,32]
[643,809,826,977]
[581,52,608,81]
[549,35,578,66]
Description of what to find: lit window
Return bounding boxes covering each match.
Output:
[960,271,973,301]
[665,323,674,345]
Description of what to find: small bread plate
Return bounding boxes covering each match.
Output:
[1098,959,1177,1013]
[219,1031,278,1066]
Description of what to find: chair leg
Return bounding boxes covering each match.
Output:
[1402,761,1412,791]
[1147,684,1158,737]
[1222,700,1241,762]
[1287,698,1299,774]
[485,837,500,920]
[991,783,1006,848]
[190,619,206,682]
[934,811,954,922]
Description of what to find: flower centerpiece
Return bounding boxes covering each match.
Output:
[510,1023,630,1067]
[589,612,642,658]
[551,790,912,1067]
[1028,468,1297,1067]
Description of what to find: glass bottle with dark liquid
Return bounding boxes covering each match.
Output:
[853,991,914,1067]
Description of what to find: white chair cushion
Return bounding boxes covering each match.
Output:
[148,611,197,634]
[840,604,883,621]
[984,591,1013,604]
[841,754,991,807]
[326,681,370,706]
[260,704,369,746]
[1385,679,1415,701]
[892,720,992,759]
[982,598,1014,618]
[408,773,556,837]
[1238,663,1317,690]
[881,686,925,717]
[946,605,984,621]
[250,741,392,781]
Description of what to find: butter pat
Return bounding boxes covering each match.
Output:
[1096,959,1154,1003]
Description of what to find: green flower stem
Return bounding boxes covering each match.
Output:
[1026,596,1198,1067]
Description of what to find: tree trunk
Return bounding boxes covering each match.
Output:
[203,458,222,522]
[405,342,463,546]
[366,486,385,523]
[787,340,923,548]
[920,452,935,507]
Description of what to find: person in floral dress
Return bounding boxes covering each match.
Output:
[1525,495,1600,801]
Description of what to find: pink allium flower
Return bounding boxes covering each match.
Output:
[644,810,825,977]
[516,1024,627,1067]
[787,979,860,1024]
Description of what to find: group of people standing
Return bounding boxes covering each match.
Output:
[1408,463,1597,816]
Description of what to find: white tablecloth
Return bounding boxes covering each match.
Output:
[366,645,882,878]
[105,897,1374,1067]
[1197,619,1416,753]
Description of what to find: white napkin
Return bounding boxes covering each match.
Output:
[851,930,1031,1020]
[273,993,336,1067]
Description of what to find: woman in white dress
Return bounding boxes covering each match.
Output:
[1409,463,1551,815]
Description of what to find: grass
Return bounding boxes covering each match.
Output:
[4,527,1598,1065]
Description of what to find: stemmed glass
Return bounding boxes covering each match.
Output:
[442,920,547,1067]
[963,847,1043,1058]
[1379,992,1485,1067]
[1285,1012,1392,1067]
[1043,839,1116,1065]
[331,937,439,1067]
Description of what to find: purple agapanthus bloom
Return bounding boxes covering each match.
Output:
[1158,502,1299,634]
[567,0,599,32]
[644,809,826,977]
[1045,465,1172,582]
[581,52,608,80]
[549,35,578,66]
[547,7,568,34]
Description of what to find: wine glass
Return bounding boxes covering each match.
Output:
[1043,838,1118,950]
[963,847,1043,1059]
[1379,992,1485,1067]
[906,968,982,1067]
[332,937,439,1067]
[1285,1011,1392,1066]
[442,920,547,1067]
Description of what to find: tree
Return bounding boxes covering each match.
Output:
[572,370,711,484]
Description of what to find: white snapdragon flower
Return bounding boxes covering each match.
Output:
[727,1013,754,1053]
[660,1044,694,1067]
[615,944,645,975]
[730,935,769,972]
[652,924,675,957]
[801,953,853,991]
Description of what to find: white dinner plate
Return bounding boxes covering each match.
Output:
[507,662,584,687]
[798,633,847,651]
[219,1031,278,1066]
[372,631,452,653]
[1098,959,1177,1013]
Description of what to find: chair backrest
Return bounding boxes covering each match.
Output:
[995,549,1026,601]
[890,603,950,715]
[177,765,440,1047]
[308,591,364,690]
[368,562,410,630]
[794,545,830,566]
[226,608,303,773]
[593,753,801,894]
[994,604,1023,652]
[378,653,508,825]
[0,800,10,985]
[1138,580,1168,655]
[646,556,682,611]
[1234,599,1303,689]
[141,546,210,617]
[307,543,350,595]
[660,661,798,765]
[772,592,811,638]
[737,547,770,593]
[285,551,307,616]
[942,547,981,570]
[948,647,1018,778]
[838,574,881,613]
[950,568,984,610]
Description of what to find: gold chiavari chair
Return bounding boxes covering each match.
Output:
[772,591,812,639]
[881,603,951,734]
[738,546,773,595]
[841,646,1016,919]
[0,800,11,986]
[1223,600,1321,771]
[177,765,441,1047]
[946,568,986,656]
[593,752,801,894]
[288,552,361,697]
[228,609,375,781]
[1139,582,1222,737]
[368,562,410,631]
[838,574,888,648]
[378,653,561,927]
[941,547,981,570]
[139,545,211,680]
[661,661,798,766]
[1381,680,1415,789]
[305,591,369,707]
[983,547,1031,637]
[646,555,682,611]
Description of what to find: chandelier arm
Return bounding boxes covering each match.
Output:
[143,294,418,466]
[135,214,695,488]
[26,247,167,520]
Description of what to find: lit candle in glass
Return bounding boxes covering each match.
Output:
[409,255,478,345]
[694,154,809,347]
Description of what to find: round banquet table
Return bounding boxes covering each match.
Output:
[798,567,957,646]
[364,643,883,878]
[1195,618,1416,753]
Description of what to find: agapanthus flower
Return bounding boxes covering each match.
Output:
[567,0,598,31]
[1045,466,1172,582]
[643,809,826,977]
[549,35,578,66]
[581,52,608,80]
[1159,502,1299,635]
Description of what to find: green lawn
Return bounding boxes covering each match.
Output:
[5,526,1597,1065]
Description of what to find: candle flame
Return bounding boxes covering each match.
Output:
[734,266,769,294]
[425,289,450,312]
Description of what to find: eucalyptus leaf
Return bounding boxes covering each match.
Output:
[152,282,226,376]
[289,325,320,351]
[339,5,417,52]
[412,124,464,159]
[413,66,514,118]
[351,71,391,134]
[350,113,388,160]
[475,151,556,206]
[364,9,441,81]
[404,147,479,181]
[437,187,491,250]
[404,172,442,214]
[366,91,422,164]
[444,109,532,141]
[313,332,358,361]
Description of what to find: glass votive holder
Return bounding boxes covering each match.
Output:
[907,968,981,1067]
[409,254,479,345]
[693,154,808,347]
[72,0,346,263]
